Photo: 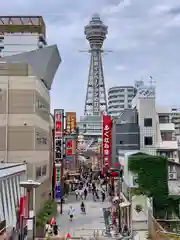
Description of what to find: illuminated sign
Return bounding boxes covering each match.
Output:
[102,115,112,169]
[66,139,73,156]
[65,112,76,134]
[54,109,64,138]
[93,53,99,113]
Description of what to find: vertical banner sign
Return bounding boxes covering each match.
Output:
[54,109,64,137]
[66,139,73,156]
[102,115,112,169]
[66,112,76,134]
[55,166,61,201]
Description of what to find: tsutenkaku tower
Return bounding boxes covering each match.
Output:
[84,14,108,116]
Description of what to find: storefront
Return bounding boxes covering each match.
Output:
[0,163,27,239]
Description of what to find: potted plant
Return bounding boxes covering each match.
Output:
[36,200,56,237]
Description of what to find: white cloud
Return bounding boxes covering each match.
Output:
[1,0,180,117]
[102,0,131,15]
[115,65,128,71]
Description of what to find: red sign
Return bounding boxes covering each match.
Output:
[54,109,64,137]
[102,115,112,169]
[66,139,73,156]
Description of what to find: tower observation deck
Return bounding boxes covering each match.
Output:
[84,14,108,116]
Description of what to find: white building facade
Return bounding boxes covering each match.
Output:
[0,163,27,238]
[0,16,46,57]
[108,86,136,117]
[131,82,179,160]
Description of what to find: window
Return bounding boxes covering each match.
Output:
[119,141,123,144]
[144,118,152,127]
[42,165,47,176]
[36,167,41,179]
[36,133,47,145]
[161,132,173,141]
[144,137,153,145]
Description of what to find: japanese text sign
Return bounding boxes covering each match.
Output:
[54,109,64,137]
[102,115,112,169]
[66,139,73,156]
[66,112,76,134]
[56,167,61,184]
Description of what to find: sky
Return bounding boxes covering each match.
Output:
[1,0,180,118]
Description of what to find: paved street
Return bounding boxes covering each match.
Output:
[55,193,111,238]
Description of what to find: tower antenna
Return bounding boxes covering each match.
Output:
[82,13,109,116]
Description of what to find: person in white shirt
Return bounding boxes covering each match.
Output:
[68,206,75,221]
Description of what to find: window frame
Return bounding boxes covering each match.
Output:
[144,136,153,145]
[144,118,152,127]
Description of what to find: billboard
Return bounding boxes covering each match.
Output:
[66,139,73,156]
[65,112,76,134]
[54,165,62,201]
[102,115,112,169]
[54,109,64,137]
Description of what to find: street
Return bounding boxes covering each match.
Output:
[55,193,111,238]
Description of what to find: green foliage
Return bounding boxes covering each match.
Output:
[36,200,56,227]
[128,153,169,199]
[128,152,180,218]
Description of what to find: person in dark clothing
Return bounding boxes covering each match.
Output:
[101,191,105,202]
[84,188,88,200]
[53,222,58,235]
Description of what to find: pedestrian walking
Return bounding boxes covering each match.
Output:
[75,189,79,200]
[101,191,105,202]
[84,188,88,200]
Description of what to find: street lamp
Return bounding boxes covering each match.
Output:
[19,179,41,240]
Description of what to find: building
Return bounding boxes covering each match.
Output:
[0,163,27,239]
[111,109,140,168]
[0,16,46,57]
[77,115,101,151]
[0,45,61,212]
[108,86,136,117]
[112,81,179,165]
[156,106,180,148]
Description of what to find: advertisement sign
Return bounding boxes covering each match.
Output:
[54,109,64,137]
[55,138,63,160]
[102,115,112,169]
[65,112,76,134]
[55,167,61,184]
[55,183,61,200]
[66,139,73,156]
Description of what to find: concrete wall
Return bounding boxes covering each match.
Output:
[0,74,51,211]
[132,195,148,231]
[138,98,157,155]
[148,211,180,240]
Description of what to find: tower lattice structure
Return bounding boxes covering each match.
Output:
[84,14,108,116]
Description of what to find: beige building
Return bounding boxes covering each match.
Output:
[0,45,61,211]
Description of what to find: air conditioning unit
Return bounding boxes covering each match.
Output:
[169,172,177,180]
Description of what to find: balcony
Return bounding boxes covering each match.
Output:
[157,141,178,150]
[159,123,175,131]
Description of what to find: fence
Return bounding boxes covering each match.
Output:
[148,211,180,240]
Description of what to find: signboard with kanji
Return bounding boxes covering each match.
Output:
[102,115,112,169]
[56,167,61,183]
[54,109,64,137]
[65,112,76,134]
[66,139,73,156]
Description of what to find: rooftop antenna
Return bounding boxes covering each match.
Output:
[149,76,156,86]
